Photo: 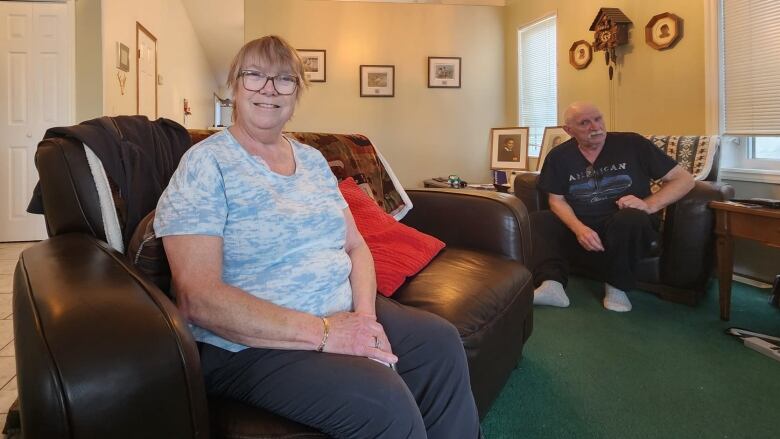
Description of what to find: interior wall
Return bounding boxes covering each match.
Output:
[505,0,707,135]
[75,0,102,122]
[244,0,506,187]
[101,0,217,128]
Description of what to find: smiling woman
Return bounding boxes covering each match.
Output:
[153,34,481,438]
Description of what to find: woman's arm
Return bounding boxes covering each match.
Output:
[164,231,397,363]
[343,208,377,316]
[164,234,323,350]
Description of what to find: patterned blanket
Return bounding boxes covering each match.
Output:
[188,130,411,218]
[645,135,719,193]
[287,132,410,218]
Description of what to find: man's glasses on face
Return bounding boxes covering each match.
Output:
[238,70,298,95]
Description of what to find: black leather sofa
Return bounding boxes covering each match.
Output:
[12,132,534,438]
[513,136,734,305]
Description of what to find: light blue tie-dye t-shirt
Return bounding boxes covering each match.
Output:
[154,130,352,352]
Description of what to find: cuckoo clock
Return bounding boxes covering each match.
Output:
[589,8,632,80]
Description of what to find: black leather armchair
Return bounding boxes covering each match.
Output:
[12,133,534,438]
[514,144,734,305]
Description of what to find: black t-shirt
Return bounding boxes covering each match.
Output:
[537,132,678,221]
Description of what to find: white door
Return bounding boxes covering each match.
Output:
[137,23,157,119]
[0,1,72,242]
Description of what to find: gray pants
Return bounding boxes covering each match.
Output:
[199,296,480,438]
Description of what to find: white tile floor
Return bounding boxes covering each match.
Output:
[0,242,36,434]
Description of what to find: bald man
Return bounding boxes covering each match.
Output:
[531,102,694,311]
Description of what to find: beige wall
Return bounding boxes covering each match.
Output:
[101,0,217,128]
[505,0,707,135]
[244,0,506,187]
[75,0,103,122]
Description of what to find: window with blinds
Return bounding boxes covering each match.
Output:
[722,0,780,136]
[518,15,557,157]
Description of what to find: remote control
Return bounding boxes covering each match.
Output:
[731,198,780,208]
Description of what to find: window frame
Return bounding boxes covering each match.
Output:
[517,13,557,158]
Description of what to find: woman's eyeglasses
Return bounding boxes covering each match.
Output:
[238,70,298,95]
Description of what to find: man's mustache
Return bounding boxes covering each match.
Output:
[588,130,605,138]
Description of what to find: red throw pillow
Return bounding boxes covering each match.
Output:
[338,178,445,296]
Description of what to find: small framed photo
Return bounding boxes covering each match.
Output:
[645,12,683,50]
[360,65,394,97]
[490,127,529,171]
[298,49,326,82]
[428,57,461,88]
[116,42,130,72]
[569,40,592,70]
[537,126,571,171]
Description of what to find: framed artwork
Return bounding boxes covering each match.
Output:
[428,57,461,88]
[569,40,592,70]
[360,65,394,97]
[645,12,682,50]
[298,49,326,82]
[116,42,130,72]
[537,126,571,172]
[490,127,529,171]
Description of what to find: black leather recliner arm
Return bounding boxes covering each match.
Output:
[13,233,209,439]
[402,188,531,264]
[659,180,735,288]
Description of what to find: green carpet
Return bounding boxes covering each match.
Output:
[481,277,780,439]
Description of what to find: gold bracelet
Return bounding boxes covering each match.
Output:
[316,317,330,352]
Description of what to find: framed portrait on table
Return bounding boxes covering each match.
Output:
[537,126,571,171]
[298,49,326,82]
[428,57,461,88]
[360,65,394,97]
[490,127,529,171]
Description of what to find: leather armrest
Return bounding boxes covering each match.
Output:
[13,233,209,438]
[401,188,531,264]
[659,181,735,287]
[512,172,545,213]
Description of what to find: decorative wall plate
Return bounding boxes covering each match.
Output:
[569,40,592,70]
[645,12,682,50]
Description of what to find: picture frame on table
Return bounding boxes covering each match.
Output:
[490,127,529,171]
[428,57,461,88]
[537,126,570,171]
[360,65,394,97]
[298,49,326,82]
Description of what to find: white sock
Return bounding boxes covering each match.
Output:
[603,283,632,312]
[533,280,570,307]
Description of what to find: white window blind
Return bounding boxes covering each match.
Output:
[519,15,557,156]
[722,0,780,135]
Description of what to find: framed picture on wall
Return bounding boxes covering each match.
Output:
[298,49,326,82]
[569,40,592,70]
[645,12,682,50]
[116,42,130,72]
[490,127,529,170]
[537,126,570,171]
[428,57,461,88]
[360,65,394,97]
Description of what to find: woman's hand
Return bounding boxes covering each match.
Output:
[322,311,398,365]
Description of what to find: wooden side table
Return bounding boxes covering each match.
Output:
[709,201,780,320]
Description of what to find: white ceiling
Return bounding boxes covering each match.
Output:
[180,0,244,93]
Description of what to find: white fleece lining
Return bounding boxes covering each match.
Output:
[83,144,124,253]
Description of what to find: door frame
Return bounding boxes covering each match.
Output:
[135,21,157,117]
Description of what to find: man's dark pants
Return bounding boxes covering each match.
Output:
[198,296,480,439]
[531,208,660,291]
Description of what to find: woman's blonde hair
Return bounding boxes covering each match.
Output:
[226,35,309,119]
